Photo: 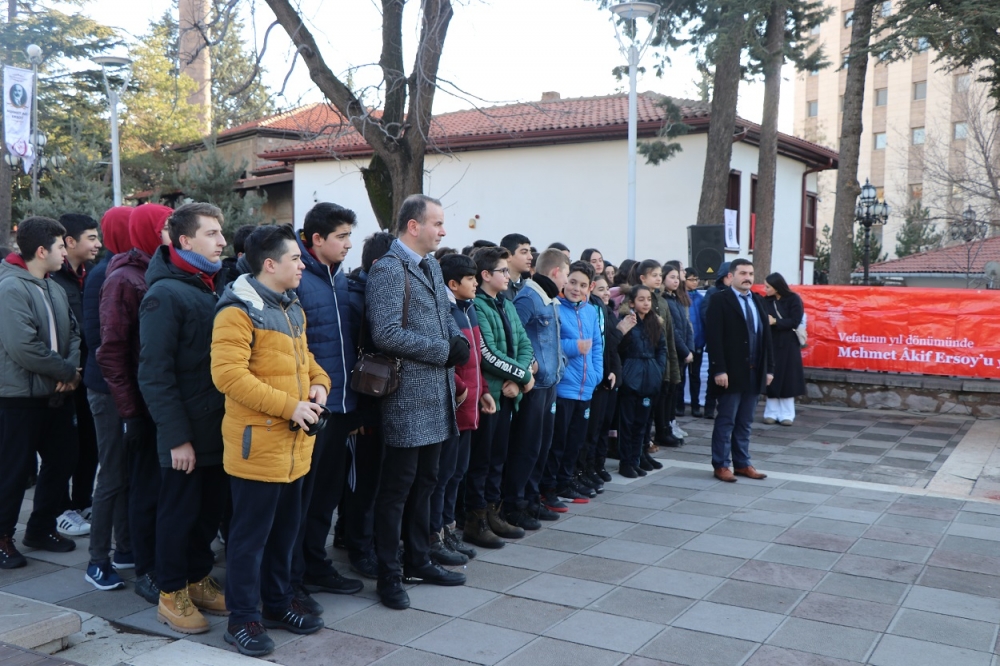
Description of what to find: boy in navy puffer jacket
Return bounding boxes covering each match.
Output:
[541,261,603,510]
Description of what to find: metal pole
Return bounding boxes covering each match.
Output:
[863,222,871,286]
[626,43,638,261]
[30,60,38,202]
[109,87,122,206]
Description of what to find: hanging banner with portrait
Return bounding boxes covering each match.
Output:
[3,66,34,174]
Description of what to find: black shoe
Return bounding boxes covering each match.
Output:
[703,408,715,420]
[642,451,664,470]
[23,531,75,553]
[303,569,364,595]
[528,503,560,521]
[377,575,410,610]
[404,562,466,586]
[570,478,597,499]
[429,531,468,566]
[556,486,589,504]
[262,606,324,634]
[596,468,612,483]
[676,405,686,417]
[504,506,542,531]
[0,535,26,569]
[292,584,324,616]
[638,456,654,472]
[691,405,704,418]
[585,470,605,493]
[618,464,638,479]
[349,550,379,580]
[636,466,648,477]
[134,572,160,604]
[225,621,274,657]
[659,432,684,448]
[444,526,477,560]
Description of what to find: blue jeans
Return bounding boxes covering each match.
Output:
[711,381,758,469]
[430,430,471,532]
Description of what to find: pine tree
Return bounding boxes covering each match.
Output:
[176,143,268,246]
[18,139,112,221]
[895,203,942,257]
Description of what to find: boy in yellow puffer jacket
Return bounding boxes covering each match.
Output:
[210,225,330,657]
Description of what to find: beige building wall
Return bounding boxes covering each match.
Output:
[793,0,971,259]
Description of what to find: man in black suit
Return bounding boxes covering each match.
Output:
[705,258,773,482]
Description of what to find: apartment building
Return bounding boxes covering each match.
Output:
[793,0,978,259]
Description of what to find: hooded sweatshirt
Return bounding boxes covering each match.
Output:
[129,203,172,256]
[83,206,132,393]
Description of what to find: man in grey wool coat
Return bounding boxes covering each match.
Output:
[365,194,471,610]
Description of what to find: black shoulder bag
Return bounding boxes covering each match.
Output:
[350,258,409,397]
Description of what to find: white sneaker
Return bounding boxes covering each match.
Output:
[80,506,93,521]
[671,422,689,439]
[56,510,91,537]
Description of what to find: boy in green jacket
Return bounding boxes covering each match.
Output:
[463,246,534,549]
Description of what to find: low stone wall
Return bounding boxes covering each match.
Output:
[801,369,1000,417]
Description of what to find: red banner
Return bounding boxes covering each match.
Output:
[791,286,1000,379]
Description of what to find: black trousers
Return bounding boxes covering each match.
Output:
[542,397,591,491]
[127,417,160,577]
[155,464,227,593]
[374,442,441,578]
[651,381,677,444]
[506,385,557,507]
[431,430,471,533]
[619,390,655,468]
[579,387,615,471]
[227,476,304,625]
[68,385,99,511]
[465,397,513,511]
[294,413,354,581]
[0,398,77,538]
[341,428,382,559]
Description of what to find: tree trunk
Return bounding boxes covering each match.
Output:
[0,0,16,249]
[695,10,746,228]
[829,0,876,284]
[752,0,785,282]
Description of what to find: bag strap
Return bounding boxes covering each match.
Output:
[356,255,412,356]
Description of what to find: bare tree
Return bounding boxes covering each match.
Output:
[829,0,878,284]
[263,0,453,229]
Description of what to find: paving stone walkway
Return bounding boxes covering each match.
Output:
[3,404,1000,666]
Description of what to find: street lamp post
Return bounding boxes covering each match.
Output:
[950,205,986,243]
[26,44,42,202]
[93,55,132,206]
[611,2,659,261]
[854,178,890,286]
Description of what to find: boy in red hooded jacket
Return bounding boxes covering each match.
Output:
[428,254,495,566]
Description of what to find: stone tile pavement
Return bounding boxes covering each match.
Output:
[4,404,1000,665]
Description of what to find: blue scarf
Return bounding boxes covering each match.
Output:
[175,247,222,274]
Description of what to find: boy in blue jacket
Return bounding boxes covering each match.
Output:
[541,261,603,510]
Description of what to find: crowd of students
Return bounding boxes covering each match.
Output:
[0,195,801,658]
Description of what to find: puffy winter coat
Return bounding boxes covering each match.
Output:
[665,290,694,359]
[97,249,151,419]
[513,278,564,389]
[689,289,705,350]
[0,255,81,397]
[212,275,330,483]
[593,295,623,390]
[619,314,668,397]
[474,290,534,408]
[450,296,489,431]
[294,237,357,414]
[138,246,225,468]
[346,268,380,431]
[83,253,113,393]
[650,289,681,384]
[556,295,604,401]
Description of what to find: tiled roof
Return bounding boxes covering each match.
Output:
[256,92,837,166]
[869,237,1000,274]
[217,102,347,139]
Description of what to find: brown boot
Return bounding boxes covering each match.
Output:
[188,575,229,615]
[157,588,209,634]
[463,509,505,549]
[487,503,525,539]
[714,467,737,483]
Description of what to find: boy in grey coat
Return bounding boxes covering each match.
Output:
[366,195,470,610]
[0,217,82,568]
